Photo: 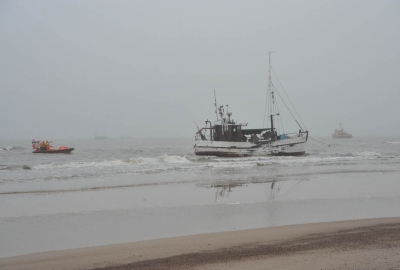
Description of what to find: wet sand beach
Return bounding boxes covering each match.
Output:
[2,217,400,270]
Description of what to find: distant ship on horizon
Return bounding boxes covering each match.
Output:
[332,124,352,139]
[95,135,108,140]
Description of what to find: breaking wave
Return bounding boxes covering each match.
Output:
[0,146,25,151]
[34,160,128,169]
[0,165,32,171]
[383,141,400,144]
[125,155,190,164]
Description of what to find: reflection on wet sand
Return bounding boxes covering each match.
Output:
[204,179,309,227]
[264,180,308,227]
[266,179,308,201]
[212,184,243,201]
[199,178,309,203]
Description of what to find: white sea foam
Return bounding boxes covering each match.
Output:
[126,155,190,164]
[158,155,191,163]
[166,152,385,169]
[354,151,382,158]
[124,157,158,164]
[383,141,400,144]
[184,152,384,170]
[33,155,191,170]
[188,156,218,162]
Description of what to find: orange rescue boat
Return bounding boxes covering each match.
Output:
[32,140,74,154]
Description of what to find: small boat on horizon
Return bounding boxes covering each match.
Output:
[95,135,108,140]
[32,140,74,154]
[193,52,308,157]
[332,124,352,139]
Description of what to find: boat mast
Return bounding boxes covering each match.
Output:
[268,51,276,140]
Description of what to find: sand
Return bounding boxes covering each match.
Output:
[2,217,400,270]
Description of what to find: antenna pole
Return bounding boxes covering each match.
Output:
[214,89,219,121]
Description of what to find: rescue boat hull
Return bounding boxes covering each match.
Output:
[32,148,74,154]
[332,135,352,139]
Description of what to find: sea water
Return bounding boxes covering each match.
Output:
[1,137,400,257]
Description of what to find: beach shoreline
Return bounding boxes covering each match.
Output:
[2,217,400,270]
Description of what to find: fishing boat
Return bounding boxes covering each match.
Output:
[193,52,308,157]
[332,124,352,139]
[32,140,74,154]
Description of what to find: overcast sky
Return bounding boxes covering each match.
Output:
[1,0,399,139]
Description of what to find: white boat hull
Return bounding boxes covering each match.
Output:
[194,133,308,157]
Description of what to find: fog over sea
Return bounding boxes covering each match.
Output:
[1,137,400,258]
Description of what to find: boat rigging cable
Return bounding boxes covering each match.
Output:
[262,52,306,133]
[309,136,331,147]
[272,85,304,132]
[270,66,308,132]
[270,68,330,147]
[267,63,331,147]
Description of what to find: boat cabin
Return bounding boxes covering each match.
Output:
[197,124,280,143]
[195,105,286,143]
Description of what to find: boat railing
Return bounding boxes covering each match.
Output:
[279,132,306,139]
[195,133,211,141]
[289,132,300,137]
